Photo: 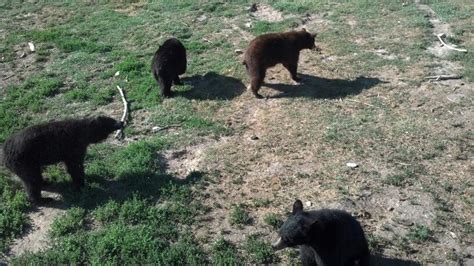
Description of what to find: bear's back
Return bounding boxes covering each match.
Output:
[307,209,368,263]
[152,38,186,75]
[3,120,85,167]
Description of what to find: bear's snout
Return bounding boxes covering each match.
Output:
[114,121,124,130]
[272,237,287,251]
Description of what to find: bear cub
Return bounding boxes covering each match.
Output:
[243,29,317,98]
[151,38,187,98]
[2,116,123,204]
[273,200,370,266]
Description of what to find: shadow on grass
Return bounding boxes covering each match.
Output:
[178,72,245,100]
[43,168,205,211]
[370,255,421,266]
[265,74,385,99]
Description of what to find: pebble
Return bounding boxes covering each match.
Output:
[346,162,358,168]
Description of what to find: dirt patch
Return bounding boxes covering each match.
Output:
[161,142,212,179]
[8,192,65,259]
[114,2,146,17]
[415,0,459,59]
[373,49,397,60]
[0,44,41,90]
[249,4,284,22]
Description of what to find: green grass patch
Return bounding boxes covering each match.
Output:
[211,237,242,265]
[263,213,283,230]
[244,234,276,264]
[407,225,433,243]
[0,173,30,254]
[50,207,87,238]
[229,204,252,226]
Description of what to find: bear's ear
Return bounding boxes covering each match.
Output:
[301,27,307,32]
[292,200,304,214]
[311,33,317,38]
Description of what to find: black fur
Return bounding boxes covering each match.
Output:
[2,116,123,204]
[151,38,187,98]
[273,200,370,266]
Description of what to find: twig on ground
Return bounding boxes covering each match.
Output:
[437,33,467,53]
[152,124,182,132]
[2,74,15,80]
[446,96,457,103]
[114,85,128,139]
[346,99,376,107]
[425,75,462,81]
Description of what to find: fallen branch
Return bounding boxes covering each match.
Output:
[114,85,128,139]
[346,99,375,107]
[425,74,462,81]
[437,33,467,53]
[152,124,181,132]
[2,74,14,80]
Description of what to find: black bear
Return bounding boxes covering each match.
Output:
[2,116,123,204]
[243,29,317,98]
[151,38,187,98]
[273,200,370,266]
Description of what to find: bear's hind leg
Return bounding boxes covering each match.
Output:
[160,77,173,98]
[250,68,266,99]
[16,167,47,204]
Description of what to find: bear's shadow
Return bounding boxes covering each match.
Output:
[177,72,245,100]
[264,74,385,99]
[370,255,421,266]
[41,154,204,210]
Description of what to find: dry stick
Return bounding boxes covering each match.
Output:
[437,33,467,53]
[425,75,462,81]
[153,125,182,132]
[2,74,15,80]
[346,99,376,107]
[114,85,128,139]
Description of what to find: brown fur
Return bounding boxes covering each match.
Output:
[243,29,317,98]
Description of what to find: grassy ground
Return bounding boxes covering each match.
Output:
[0,0,472,264]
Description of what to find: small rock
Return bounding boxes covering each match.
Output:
[197,14,207,22]
[250,135,259,140]
[19,52,26,58]
[346,162,358,168]
[450,120,464,128]
[28,42,35,52]
[114,71,120,77]
[381,223,392,231]
[305,201,312,207]
[392,217,414,226]
[245,22,252,28]
[152,126,161,132]
[234,49,243,55]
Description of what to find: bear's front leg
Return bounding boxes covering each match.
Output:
[65,161,85,190]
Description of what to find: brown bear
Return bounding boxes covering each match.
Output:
[243,29,317,98]
[273,200,370,266]
[151,38,187,98]
[2,116,123,204]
